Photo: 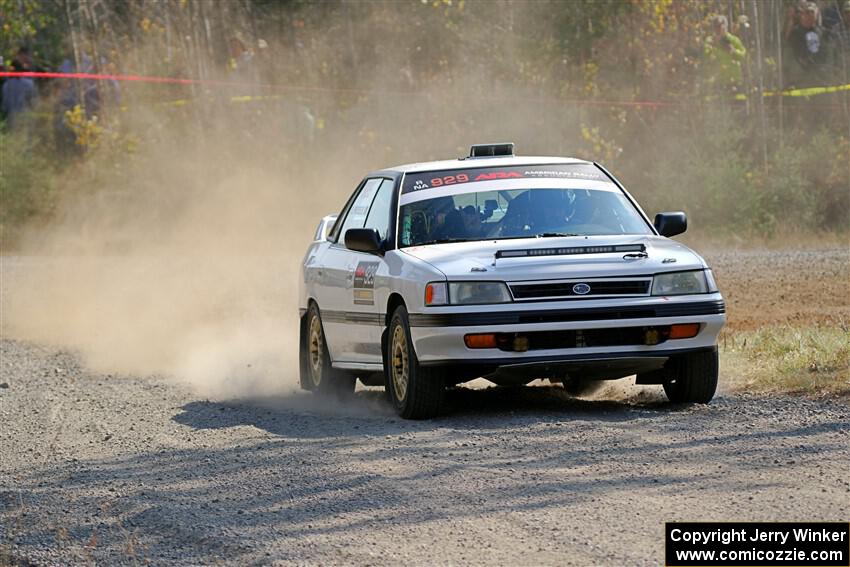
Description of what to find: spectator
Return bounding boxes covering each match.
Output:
[827,1,850,55]
[823,0,844,29]
[228,37,256,83]
[255,38,271,74]
[12,47,33,72]
[53,54,113,152]
[704,15,747,92]
[1,56,37,130]
[0,60,6,121]
[55,54,114,118]
[787,1,830,83]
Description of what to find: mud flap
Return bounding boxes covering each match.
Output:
[298,311,312,390]
[380,327,391,398]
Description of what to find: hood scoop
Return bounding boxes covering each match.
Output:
[495,243,645,261]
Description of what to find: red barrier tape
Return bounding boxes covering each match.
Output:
[2,70,248,86]
[0,70,679,107]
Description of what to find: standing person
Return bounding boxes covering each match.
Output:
[828,1,850,53]
[0,59,6,121]
[1,56,37,130]
[787,2,830,85]
[703,15,747,93]
[228,37,256,84]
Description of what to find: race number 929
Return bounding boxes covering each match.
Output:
[430,173,469,187]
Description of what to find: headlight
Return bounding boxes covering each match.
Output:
[425,281,512,305]
[449,282,512,304]
[652,270,709,295]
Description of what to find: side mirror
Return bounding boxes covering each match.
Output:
[314,214,338,242]
[345,228,383,254]
[654,212,687,237]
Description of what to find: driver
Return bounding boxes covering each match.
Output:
[461,205,486,238]
[528,190,574,233]
[430,198,467,241]
[568,189,599,226]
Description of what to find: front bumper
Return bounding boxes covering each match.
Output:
[409,295,725,366]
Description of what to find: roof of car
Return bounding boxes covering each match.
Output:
[373,155,591,176]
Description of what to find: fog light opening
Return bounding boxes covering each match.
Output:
[512,335,529,352]
[644,328,661,346]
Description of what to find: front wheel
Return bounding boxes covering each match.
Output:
[386,306,444,419]
[301,303,356,396]
[662,349,719,404]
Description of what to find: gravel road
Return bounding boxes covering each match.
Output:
[704,247,849,328]
[1,248,848,566]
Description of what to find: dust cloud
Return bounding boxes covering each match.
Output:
[2,143,321,397]
[0,5,615,400]
[0,15,563,399]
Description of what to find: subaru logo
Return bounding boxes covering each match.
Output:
[572,283,591,295]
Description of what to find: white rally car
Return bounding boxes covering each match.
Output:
[299,144,725,419]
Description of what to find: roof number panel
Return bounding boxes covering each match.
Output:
[401,163,610,194]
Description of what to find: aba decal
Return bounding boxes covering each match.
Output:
[353,262,379,305]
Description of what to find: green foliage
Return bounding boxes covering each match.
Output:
[623,104,849,236]
[723,324,850,395]
[0,0,847,241]
[0,129,55,242]
[0,0,56,64]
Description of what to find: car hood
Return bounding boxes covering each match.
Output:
[400,235,706,281]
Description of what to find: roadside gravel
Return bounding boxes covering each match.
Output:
[1,337,848,566]
[703,247,849,328]
[2,247,848,565]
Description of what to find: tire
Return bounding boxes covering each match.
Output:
[662,349,719,404]
[386,306,444,419]
[301,303,356,396]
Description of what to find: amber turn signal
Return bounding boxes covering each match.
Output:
[464,333,497,349]
[669,323,700,339]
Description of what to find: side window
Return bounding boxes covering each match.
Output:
[328,183,361,243]
[364,179,395,240]
[335,178,382,243]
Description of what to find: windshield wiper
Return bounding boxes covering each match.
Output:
[489,233,581,241]
[415,237,470,246]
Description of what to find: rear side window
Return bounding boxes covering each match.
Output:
[335,178,383,241]
[364,179,395,240]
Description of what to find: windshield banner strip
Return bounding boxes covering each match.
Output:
[401,163,610,194]
[495,244,646,259]
[398,177,618,207]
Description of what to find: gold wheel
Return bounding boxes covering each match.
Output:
[391,323,409,402]
[308,314,324,387]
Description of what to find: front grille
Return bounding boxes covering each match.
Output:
[510,279,651,300]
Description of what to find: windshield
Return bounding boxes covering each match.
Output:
[398,187,652,247]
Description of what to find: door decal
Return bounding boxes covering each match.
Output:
[353,261,379,305]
